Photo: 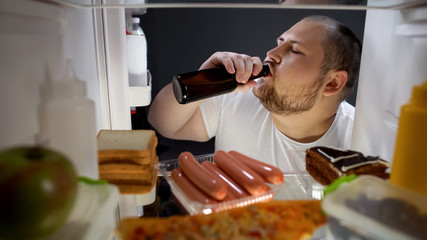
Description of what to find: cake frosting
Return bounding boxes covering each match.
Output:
[305,146,390,185]
[315,147,390,172]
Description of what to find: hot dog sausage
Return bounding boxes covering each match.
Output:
[178,151,227,201]
[213,150,268,196]
[201,161,250,200]
[228,151,284,184]
[222,189,238,202]
[171,168,217,204]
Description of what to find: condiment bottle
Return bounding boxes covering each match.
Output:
[172,64,270,104]
[390,78,427,196]
[45,60,98,179]
[126,17,148,87]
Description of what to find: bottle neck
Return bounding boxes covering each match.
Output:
[127,23,144,36]
[249,64,270,80]
[409,80,427,107]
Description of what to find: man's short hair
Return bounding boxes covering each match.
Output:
[303,15,362,102]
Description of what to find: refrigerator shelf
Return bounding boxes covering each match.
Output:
[38,0,427,10]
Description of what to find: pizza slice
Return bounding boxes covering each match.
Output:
[116,200,326,240]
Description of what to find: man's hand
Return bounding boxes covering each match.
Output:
[200,52,264,92]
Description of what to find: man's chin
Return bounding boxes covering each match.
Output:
[252,79,265,97]
[256,78,266,86]
[252,85,261,99]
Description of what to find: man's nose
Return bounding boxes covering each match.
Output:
[266,45,283,64]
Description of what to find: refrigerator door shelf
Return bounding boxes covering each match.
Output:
[129,69,151,107]
[130,85,151,107]
[47,183,120,240]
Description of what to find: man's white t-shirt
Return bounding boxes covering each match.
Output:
[199,90,355,173]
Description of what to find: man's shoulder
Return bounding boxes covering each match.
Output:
[338,101,355,118]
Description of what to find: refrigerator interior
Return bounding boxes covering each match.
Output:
[1,0,426,162]
[0,0,426,238]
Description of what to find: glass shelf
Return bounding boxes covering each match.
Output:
[38,0,426,10]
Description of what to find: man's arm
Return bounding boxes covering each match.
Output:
[147,52,263,141]
[148,83,209,141]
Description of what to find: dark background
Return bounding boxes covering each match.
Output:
[134,7,366,160]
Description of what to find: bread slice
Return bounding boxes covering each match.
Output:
[100,171,152,182]
[99,163,152,173]
[98,155,155,166]
[99,157,158,184]
[97,130,157,163]
[99,156,158,173]
[116,169,158,194]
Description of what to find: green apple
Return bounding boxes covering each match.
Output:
[0,146,77,239]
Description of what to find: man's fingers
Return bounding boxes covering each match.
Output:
[200,52,263,84]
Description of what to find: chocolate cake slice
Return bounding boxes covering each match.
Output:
[305,146,390,185]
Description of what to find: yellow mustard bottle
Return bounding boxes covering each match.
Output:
[390,78,427,196]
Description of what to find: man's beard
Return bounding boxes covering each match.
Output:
[253,74,324,115]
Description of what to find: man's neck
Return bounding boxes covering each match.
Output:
[271,103,340,143]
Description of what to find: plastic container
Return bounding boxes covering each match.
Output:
[390,79,427,196]
[159,153,281,215]
[47,182,120,240]
[323,175,427,240]
[275,149,325,200]
[159,153,325,215]
[45,60,98,179]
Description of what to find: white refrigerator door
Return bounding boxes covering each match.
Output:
[0,0,131,150]
[351,3,427,162]
[0,0,65,149]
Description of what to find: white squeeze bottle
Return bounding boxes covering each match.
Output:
[126,17,148,87]
[45,60,98,179]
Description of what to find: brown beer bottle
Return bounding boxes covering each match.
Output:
[172,64,270,104]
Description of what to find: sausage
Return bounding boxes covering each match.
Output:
[222,189,238,202]
[200,161,239,201]
[171,168,217,204]
[213,150,268,196]
[178,151,227,201]
[201,161,250,200]
[228,150,284,184]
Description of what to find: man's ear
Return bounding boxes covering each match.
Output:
[323,70,348,97]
